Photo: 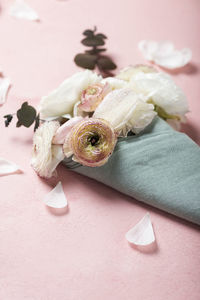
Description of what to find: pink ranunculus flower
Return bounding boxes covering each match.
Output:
[63,118,117,167]
[78,83,111,112]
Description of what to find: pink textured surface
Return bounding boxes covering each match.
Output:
[0,0,200,299]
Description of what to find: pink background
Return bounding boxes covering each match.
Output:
[0,0,200,299]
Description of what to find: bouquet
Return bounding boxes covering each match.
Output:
[28,65,200,225]
[3,28,200,226]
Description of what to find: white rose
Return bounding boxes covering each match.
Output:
[94,88,156,136]
[39,70,102,119]
[31,121,64,178]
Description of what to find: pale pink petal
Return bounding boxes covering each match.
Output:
[43,182,67,208]
[9,0,39,21]
[53,117,83,144]
[0,157,22,176]
[125,213,155,246]
[138,40,192,69]
[0,78,11,106]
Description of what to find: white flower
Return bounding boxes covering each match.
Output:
[39,70,102,119]
[116,65,156,81]
[31,121,65,178]
[101,77,129,89]
[138,40,192,69]
[94,89,156,136]
[129,72,189,116]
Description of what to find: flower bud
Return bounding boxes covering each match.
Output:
[78,83,111,112]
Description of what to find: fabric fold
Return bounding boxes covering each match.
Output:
[63,117,200,225]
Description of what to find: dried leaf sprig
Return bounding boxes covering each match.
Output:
[3,102,40,131]
[74,27,117,77]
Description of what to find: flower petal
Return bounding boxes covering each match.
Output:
[43,182,67,208]
[39,70,102,119]
[31,121,64,178]
[138,40,192,69]
[9,0,39,21]
[0,78,11,106]
[116,65,157,82]
[129,72,189,115]
[101,77,128,89]
[0,157,22,176]
[53,117,83,144]
[94,89,156,135]
[126,213,155,246]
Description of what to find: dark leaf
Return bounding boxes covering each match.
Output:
[83,29,94,37]
[81,37,105,47]
[34,114,40,132]
[3,114,13,127]
[97,56,117,70]
[16,120,22,127]
[74,53,97,70]
[95,33,107,39]
[85,48,107,55]
[16,102,37,128]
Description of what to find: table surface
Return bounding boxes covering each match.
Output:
[0,0,200,299]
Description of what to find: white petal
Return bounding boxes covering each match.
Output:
[138,40,160,60]
[31,121,65,178]
[53,117,83,144]
[138,40,192,69]
[116,65,157,82]
[0,157,21,175]
[94,89,156,135]
[154,48,192,69]
[101,77,128,89]
[126,213,155,246]
[9,0,39,21]
[39,70,102,119]
[0,78,11,106]
[43,182,67,208]
[130,72,189,115]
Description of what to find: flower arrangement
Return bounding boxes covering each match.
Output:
[29,64,187,178]
[3,28,189,179]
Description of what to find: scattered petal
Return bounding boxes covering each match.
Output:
[138,40,192,69]
[43,182,67,208]
[0,157,22,176]
[126,213,155,246]
[0,78,11,106]
[9,0,39,21]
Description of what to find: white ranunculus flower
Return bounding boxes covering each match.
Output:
[93,88,156,136]
[129,72,189,116]
[39,70,102,119]
[116,65,157,81]
[31,121,65,178]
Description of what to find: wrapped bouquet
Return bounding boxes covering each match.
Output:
[28,65,200,225]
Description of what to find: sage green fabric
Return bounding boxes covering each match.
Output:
[64,117,200,225]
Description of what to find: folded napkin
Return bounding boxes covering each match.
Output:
[64,117,200,225]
